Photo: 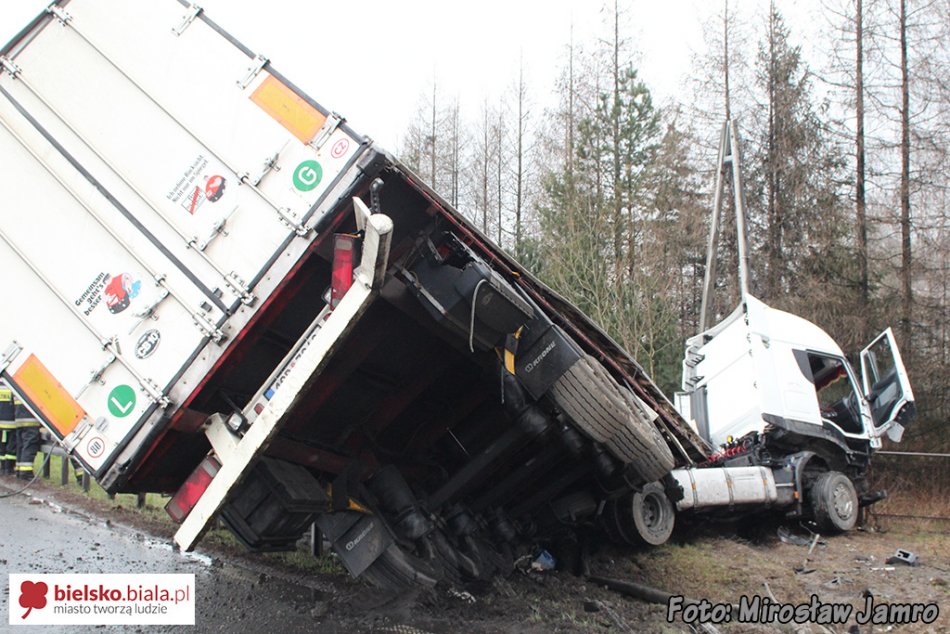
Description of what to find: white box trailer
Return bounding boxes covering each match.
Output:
[0,1,709,588]
[0,0,369,480]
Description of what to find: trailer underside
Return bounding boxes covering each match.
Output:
[123,155,711,587]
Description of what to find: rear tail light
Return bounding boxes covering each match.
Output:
[165,455,221,523]
[330,233,356,309]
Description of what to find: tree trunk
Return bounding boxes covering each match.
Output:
[515,61,525,254]
[855,0,869,344]
[766,3,781,299]
[482,101,489,233]
[451,100,459,209]
[899,0,913,355]
[429,82,437,187]
[567,24,575,179]
[723,0,731,120]
[496,109,504,246]
[611,0,623,278]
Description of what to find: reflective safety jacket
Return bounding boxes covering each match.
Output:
[13,396,41,428]
[0,381,14,428]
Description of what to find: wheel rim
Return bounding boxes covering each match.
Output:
[831,482,854,521]
[641,492,665,532]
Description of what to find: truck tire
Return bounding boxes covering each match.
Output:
[602,482,675,546]
[809,471,858,533]
[549,355,674,482]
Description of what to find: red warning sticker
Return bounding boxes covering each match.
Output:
[331,138,350,159]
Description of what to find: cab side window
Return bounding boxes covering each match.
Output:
[863,335,902,427]
[808,355,863,434]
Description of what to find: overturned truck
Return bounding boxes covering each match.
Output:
[0,0,707,587]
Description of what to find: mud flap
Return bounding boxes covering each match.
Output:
[514,324,583,400]
[316,512,394,578]
[219,457,329,552]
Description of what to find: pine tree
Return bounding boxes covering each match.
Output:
[747,4,853,334]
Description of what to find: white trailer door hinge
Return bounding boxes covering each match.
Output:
[194,314,226,344]
[195,206,237,251]
[264,203,308,236]
[309,113,344,151]
[224,271,255,306]
[0,56,21,78]
[143,379,171,409]
[237,54,268,89]
[88,354,116,385]
[173,4,203,36]
[62,416,95,451]
[47,6,72,25]
[288,212,311,237]
[250,153,280,187]
[0,342,23,373]
[128,288,169,334]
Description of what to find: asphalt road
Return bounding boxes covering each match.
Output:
[0,482,345,633]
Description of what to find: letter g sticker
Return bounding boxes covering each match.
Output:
[293,159,323,192]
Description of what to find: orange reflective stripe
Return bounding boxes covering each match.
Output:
[250,75,327,144]
[13,354,85,435]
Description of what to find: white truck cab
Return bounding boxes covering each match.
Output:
[675,295,915,453]
[612,121,919,547]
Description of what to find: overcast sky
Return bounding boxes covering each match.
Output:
[0,1,826,150]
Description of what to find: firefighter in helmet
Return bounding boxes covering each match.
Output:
[13,393,41,480]
[0,379,15,475]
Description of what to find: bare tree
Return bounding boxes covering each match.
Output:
[514,59,530,255]
[898,0,912,353]
[856,0,871,343]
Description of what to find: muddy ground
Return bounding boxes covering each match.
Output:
[1,475,947,633]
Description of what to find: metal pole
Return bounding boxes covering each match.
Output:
[698,122,729,333]
[728,121,751,300]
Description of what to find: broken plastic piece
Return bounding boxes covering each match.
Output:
[777,525,811,546]
[885,548,918,567]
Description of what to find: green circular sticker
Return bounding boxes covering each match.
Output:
[293,160,323,192]
[107,384,137,418]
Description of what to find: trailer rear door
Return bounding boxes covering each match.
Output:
[0,0,363,475]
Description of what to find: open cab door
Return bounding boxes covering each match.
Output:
[860,327,916,442]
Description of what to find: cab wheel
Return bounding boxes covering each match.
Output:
[809,471,858,533]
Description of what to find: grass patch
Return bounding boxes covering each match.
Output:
[871,454,950,522]
[33,451,171,520]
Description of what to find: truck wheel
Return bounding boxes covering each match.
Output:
[809,471,858,533]
[549,355,674,482]
[603,482,675,546]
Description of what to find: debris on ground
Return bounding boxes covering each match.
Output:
[778,524,827,548]
[794,531,823,574]
[886,548,920,566]
[531,550,557,572]
[823,575,854,588]
[446,588,476,604]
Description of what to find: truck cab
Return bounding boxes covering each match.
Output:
[674,295,915,454]
[613,120,919,545]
